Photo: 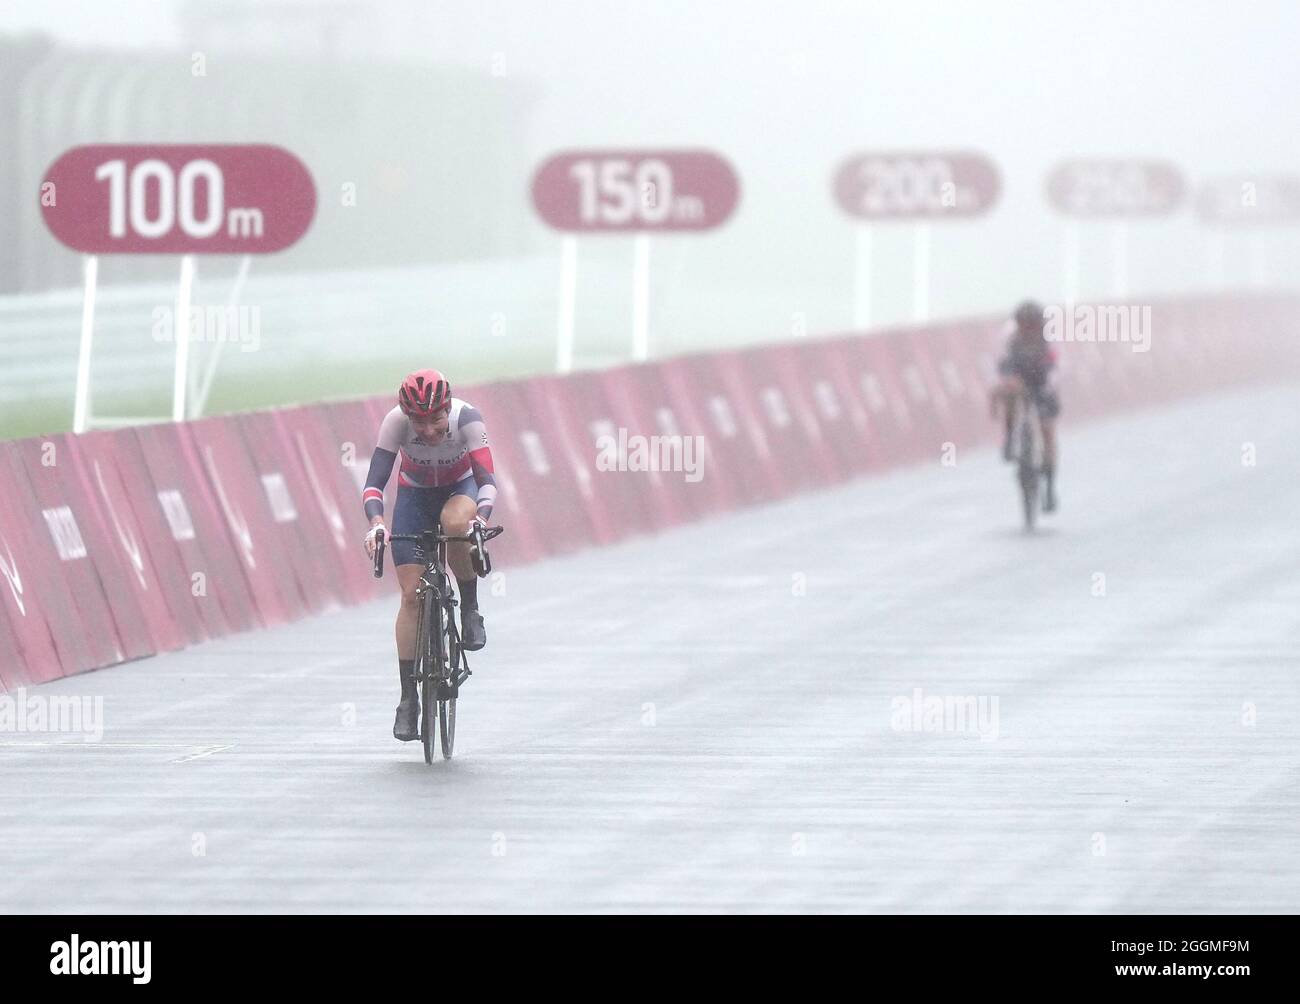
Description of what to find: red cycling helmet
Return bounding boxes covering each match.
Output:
[398,369,451,417]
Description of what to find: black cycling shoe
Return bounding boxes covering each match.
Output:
[393,695,420,741]
[461,608,486,651]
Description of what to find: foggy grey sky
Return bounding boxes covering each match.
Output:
[4,0,1297,323]
[6,0,1298,169]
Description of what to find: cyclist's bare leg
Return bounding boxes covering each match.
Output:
[439,493,487,649]
[439,494,479,582]
[395,563,424,659]
[392,562,425,739]
[994,376,1022,458]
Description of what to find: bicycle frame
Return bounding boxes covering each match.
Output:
[392,529,467,695]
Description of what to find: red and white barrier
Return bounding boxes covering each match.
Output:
[1,293,1296,690]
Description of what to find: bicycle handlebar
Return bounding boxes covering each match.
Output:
[371,525,504,580]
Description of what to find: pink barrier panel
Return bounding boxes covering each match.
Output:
[702,348,800,502]
[456,379,586,557]
[68,433,187,654]
[878,328,960,464]
[272,405,382,605]
[75,431,210,648]
[1058,338,1108,421]
[234,410,348,614]
[128,423,259,635]
[0,585,36,691]
[837,332,924,467]
[543,368,665,536]
[816,336,897,470]
[788,338,885,477]
[0,443,103,678]
[0,450,66,687]
[514,376,621,549]
[631,358,755,519]
[1089,328,1145,412]
[739,343,850,485]
[14,435,149,665]
[187,417,309,628]
[925,322,996,450]
[645,359,746,516]
[656,353,774,509]
[726,346,842,487]
[448,384,547,566]
[596,363,702,527]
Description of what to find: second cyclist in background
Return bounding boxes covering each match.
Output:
[991,299,1061,512]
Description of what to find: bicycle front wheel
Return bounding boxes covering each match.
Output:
[439,628,459,758]
[1019,469,1038,530]
[420,594,438,765]
[439,697,456,758]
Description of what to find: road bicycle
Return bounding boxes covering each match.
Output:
[372,522,503,762]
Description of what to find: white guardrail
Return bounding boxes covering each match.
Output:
[0,256,648,422]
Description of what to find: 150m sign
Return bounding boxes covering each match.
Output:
[41,144,316,254]
[532,150,739,232]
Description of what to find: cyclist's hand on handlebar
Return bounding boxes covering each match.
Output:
[364,521,387,558]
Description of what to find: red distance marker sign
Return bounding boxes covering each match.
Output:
[1046,160,1184,218]
[1196,175,1300,226]
[833,152,1000,220]
[531,150,739,232]
[41,144,316,254]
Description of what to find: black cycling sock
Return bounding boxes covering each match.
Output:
[398,659,416,699]
[458,576,478,610]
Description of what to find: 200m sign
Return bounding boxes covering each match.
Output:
[41,144,316,254]
[833,152,1000,220]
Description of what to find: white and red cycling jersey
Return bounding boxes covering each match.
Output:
[378,398,489,488]
[361,398,497,519]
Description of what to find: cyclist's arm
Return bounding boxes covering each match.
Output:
[459,406,498,523]
[362,408,406,523]
[362,448,397,523]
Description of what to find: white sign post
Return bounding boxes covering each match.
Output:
[1045,160,1186,303]
[43,143,316,432]
[531,149,740,370]
[834,151,1001,329]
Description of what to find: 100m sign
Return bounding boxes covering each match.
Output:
[42,144,316,254]
[94,159,265,240]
